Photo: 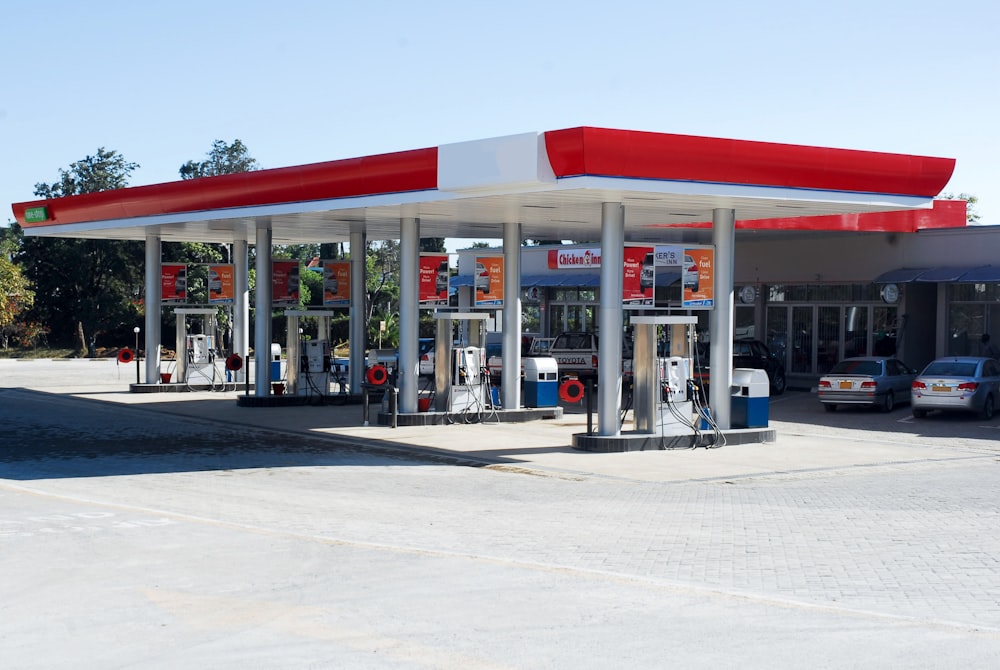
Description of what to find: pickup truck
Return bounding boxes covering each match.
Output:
[537,331,632,382]
[486,335,550,382]
[487,331,633,385]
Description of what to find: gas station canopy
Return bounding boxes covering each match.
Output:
[12,127,958,242]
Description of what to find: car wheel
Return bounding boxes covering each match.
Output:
[979,394,995,420]
[824,403,837,412]
[912,408,927,419]
[770,371,786,396]
[881,391,895,413]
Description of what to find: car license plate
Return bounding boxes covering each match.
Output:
[932,384,951,392]
[839,381,852,389]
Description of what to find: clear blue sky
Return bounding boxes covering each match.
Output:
[3,0,997,249]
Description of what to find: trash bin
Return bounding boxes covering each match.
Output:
[270,343,282,382]
[524,357,559,408]
[731,368,769,428]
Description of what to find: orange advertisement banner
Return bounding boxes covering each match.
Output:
[208,264,234,304]
[323,260,350,306]
[682,247,715,308]
[475,256,504,306]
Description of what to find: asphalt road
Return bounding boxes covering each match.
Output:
[2,360,1000,668]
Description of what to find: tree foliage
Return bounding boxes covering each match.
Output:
[19,149,144,354]
[0,234,36,349]
[179,139,258,180]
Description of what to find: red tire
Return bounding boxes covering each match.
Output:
[117,348,134,364]
[366,364,388,386]
[225,353,243,371]
[559,379,584,403]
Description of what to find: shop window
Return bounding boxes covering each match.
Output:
[947,304,985,356]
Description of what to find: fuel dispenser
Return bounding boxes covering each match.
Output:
[432,312,492,414]
[284,310,337,398]
[631,315,699,436]
[185,333,216,384]
[173,308,220,385]
[450,345,488,412]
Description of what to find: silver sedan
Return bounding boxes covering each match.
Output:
[911,356,1000,420]
[818,357,918,413]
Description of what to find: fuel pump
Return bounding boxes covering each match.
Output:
[298,339,331,397]
[428,312,492,415]
[174,308,220,386]
[283,310,338,399]
[450,345,487,412]
[631,316,699,436]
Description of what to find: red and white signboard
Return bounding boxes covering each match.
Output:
[272,260,300,305]
[420,254,449,306]
[162,264,186,303]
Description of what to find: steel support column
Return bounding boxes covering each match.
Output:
[501,222,522,410]
[709,208,736,429]
[398,217,419,413]
[143,230,161,384]
[254,222,273,395]
[349,229,366,394]
[598,202,625,436]
[233,236,249,382]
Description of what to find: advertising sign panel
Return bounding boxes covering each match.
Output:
[420,254,449,306]
[272,260,300,305]
[207,264,234,304]
[474,256,504,306]
[547,247,601,269]
[682,247,715,308]
[162,264,187,303]
[323,260,350,306]
[623,246,654,306]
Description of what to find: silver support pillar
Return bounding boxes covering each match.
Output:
[254,222,273,395]
[144,230,161,384]
[233,236,249,383]
[709,208,736,429]
[501,222,522,409]
[349,229,366,394]
[286,314,301,394]
[598,202,625,436]
[398,217,419,413]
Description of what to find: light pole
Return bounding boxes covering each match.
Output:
[133,326,140,384]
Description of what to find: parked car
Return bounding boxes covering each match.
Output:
[418,338,435,376]
[435,259,449,294]
[911,356,1000,419]
[817,357,917,412]
[640,252,654,290]
[694,338,786,395]
[474,262,491,294]
[682,254,699,293]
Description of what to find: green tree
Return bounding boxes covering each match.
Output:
[19,148,144,355]
[0,233,36,350]
[419,238,446,253]
[179,139,258,179]
[365,241,400,346]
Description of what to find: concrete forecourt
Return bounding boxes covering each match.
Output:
[2,358,1000,668]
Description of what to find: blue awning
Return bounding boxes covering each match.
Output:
[874,265,1000,283]
[953,265,1000,282]
[873,268,931,283]
[915,266,987,282]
